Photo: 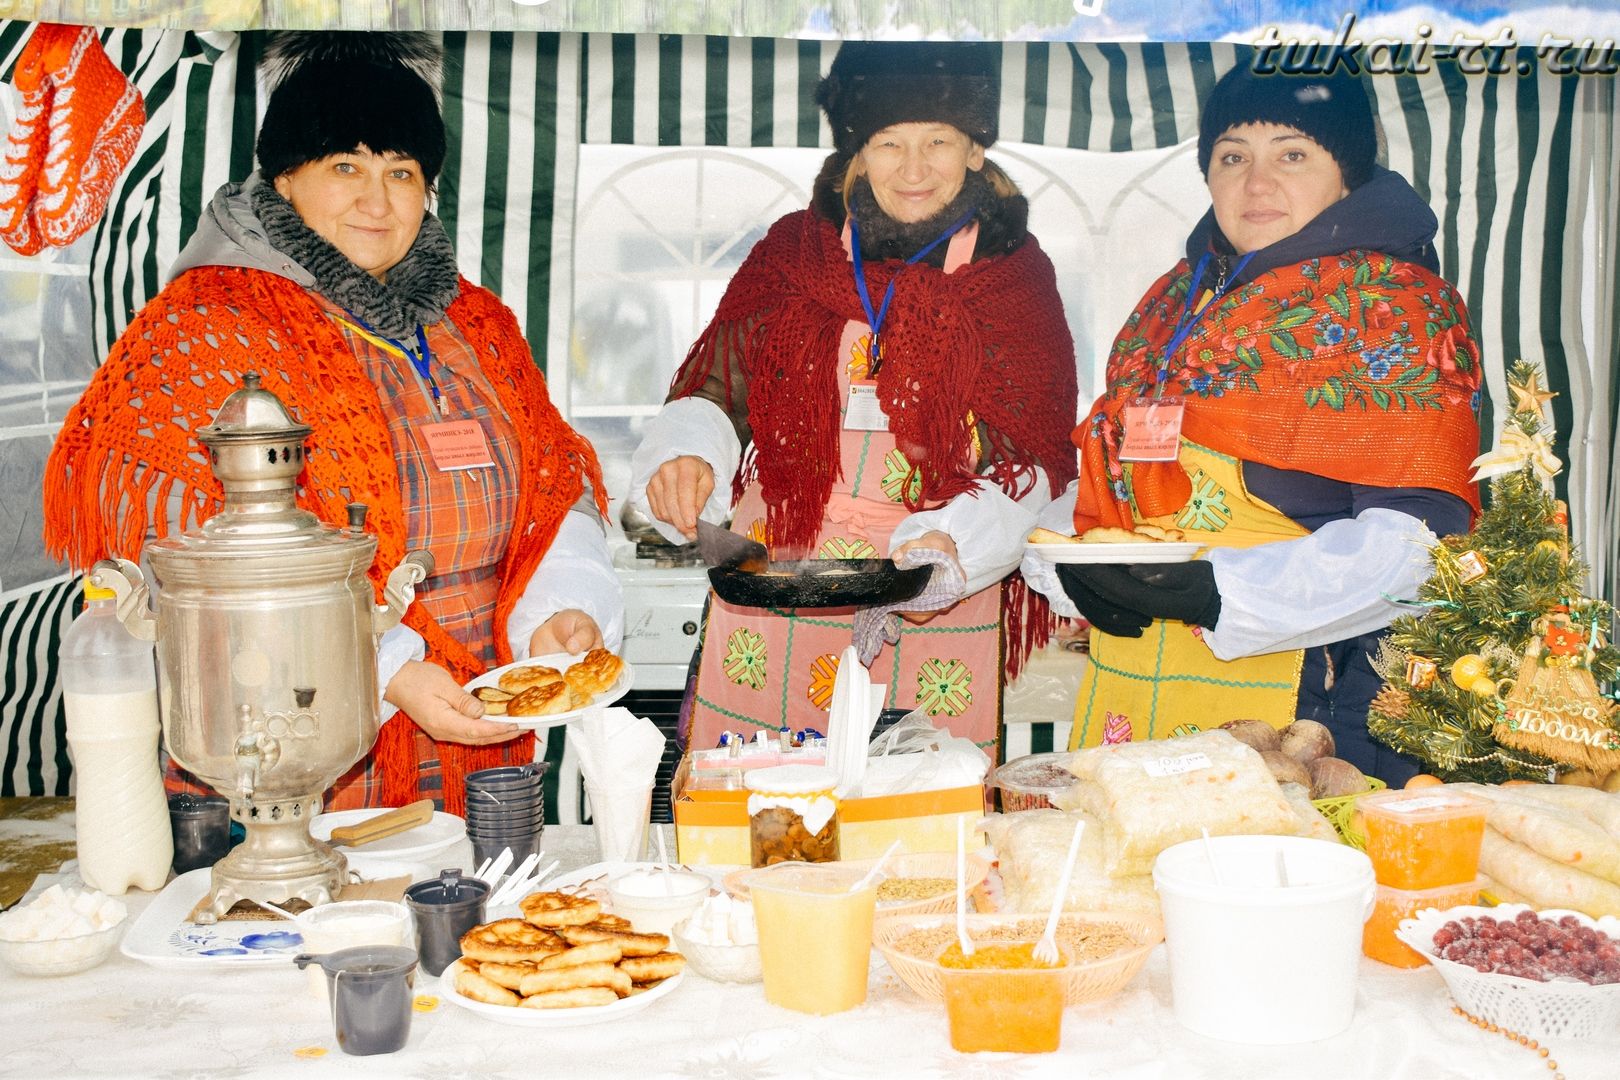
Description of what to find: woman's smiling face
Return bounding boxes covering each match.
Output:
[1207,123,1349,255]
[273,147,427,280]
[856,122,985,224]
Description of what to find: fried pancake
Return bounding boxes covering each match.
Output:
[617,952,685,983]
[506,680,573,717]
[518,962,632,998]
[557,924,670,958]
[456,964,521,1006]
[477,960,541,990]
[519,891,602,927]
[564,648,624,697]
[459,919,567,963]
[518,986,619,1009]
[536,940,623,969]
[1027,526,1077,544]
[498,664,564,693]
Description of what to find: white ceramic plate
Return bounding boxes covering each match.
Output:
[310,809,466,861]
[437,959,684,1027]
[120,869,307,969]
[463,651,635,731]
[1024,540,1202,565]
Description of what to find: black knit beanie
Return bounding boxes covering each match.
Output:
[1197,64,1376,189]
[256,32,447,185]
[816,41,1000,157]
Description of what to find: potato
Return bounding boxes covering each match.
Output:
[1219,719,1282,755]
[1308,757,1368,800]
[1261,750,1311,789]
[1280,719,1336,765]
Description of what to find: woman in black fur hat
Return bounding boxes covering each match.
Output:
[46,33,622,813]
[630,42,1078,754]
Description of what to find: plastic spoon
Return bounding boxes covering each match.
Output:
[1034,818,1086,966]
[848,838,903,894]
[1200,827,1225,887]
[490,852,541,906]
[482,847,515,891]
[1274,849,1290,888]
[473,856,494,882]
[955,817,975,958]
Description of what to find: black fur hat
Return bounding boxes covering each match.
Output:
[1197,64,1377,189]
[256,32,447,184]
[816,42,1000,157]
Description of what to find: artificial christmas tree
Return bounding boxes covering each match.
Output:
[1367,361,1620,783]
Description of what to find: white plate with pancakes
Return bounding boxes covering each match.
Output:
[438,958,684,1027]
[1024,540,1202,564]
[462,649,634,731]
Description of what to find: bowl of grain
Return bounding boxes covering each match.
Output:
[724,851,991,917]
[873,910,1163,1006]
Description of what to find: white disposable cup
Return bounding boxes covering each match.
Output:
[584,782,654,864]
[1152,835,1375,1044]
[295,900,412,1000]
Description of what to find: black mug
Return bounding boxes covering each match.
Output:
[403,869,489,977]
[167,793,231,875]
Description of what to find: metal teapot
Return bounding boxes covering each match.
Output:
[93,373,432,918]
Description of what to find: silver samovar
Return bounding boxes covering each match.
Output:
[93,373,433,919]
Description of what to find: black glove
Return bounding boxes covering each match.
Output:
[1056,561,1221,638]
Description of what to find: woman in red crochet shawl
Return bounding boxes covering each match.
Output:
[628,42,1077,754]
[1021,65,1482,784]
[42,34,621,815]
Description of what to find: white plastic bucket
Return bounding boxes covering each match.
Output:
[1152,835,1375,1044]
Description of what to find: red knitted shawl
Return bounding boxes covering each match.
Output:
[43,266,605,813]
[671,209,1078,553]
[1075,251,1482,533]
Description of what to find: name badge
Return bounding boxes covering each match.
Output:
[844,380,890,432]
[1118,396,1185,462]
[422,419,497,471]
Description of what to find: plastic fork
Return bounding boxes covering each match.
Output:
[955,817,975,958]
[1034,817,1086,967]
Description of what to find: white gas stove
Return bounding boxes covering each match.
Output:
[611,538,709,691]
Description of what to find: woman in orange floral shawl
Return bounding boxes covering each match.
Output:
[1022,65,1481,784]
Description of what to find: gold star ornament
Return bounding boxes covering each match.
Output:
[1510,368,1558,416]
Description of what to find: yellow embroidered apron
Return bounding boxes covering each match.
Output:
[1069,440,1307,748]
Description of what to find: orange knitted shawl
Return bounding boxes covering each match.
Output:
[43,266,605,813]
[1075,251,1482,534]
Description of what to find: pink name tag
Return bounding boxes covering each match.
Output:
[422,419,496,471]
[1118,396,1185,462]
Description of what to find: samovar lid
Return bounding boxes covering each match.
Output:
[197,372,313,445]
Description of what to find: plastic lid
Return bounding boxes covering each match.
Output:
[83,578,116,602]
[743,764,839,795]
[1359,789,1487,823]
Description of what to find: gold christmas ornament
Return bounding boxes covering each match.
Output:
[1493,626,1620,773]
[1450,654,1489,688]
[1469,677,1499,698]
[1508,367,1558,416]
[1371,685,1411,720]
[1406,655,1439,690]
[1455,549,1489,584]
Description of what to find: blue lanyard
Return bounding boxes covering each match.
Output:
[344,310,438,412]
[1154,251,1255,395]
[848,205,976,376]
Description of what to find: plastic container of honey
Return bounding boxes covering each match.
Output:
[1358,790,1487,890]
[937,941,1065,1053]
[1362,879,1481,968]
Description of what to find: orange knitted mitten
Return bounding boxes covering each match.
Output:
[0,24,61,256]
[34,25,145,247]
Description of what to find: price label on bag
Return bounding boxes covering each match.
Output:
[1142,752,1212,778]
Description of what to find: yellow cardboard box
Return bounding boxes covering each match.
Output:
[672,755,989,865]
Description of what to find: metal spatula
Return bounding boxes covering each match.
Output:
[695,519,769,573]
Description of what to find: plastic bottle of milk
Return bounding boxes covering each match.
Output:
[61,578,173,893]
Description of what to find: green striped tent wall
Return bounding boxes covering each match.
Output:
[1,27,1616,794]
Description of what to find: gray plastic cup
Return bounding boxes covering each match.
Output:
[294,945,417,1056]
[168,793,232,875]
[403,869,489,977]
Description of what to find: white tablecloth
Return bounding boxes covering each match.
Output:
[1,824,1611,1079]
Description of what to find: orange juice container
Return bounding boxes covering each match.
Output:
[751,862,877,1014]
[1358,790,1487,890]
[1362,879,1481,967]
[938,942,1064,1053]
